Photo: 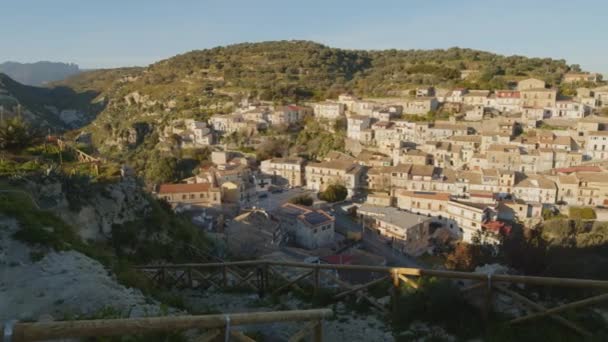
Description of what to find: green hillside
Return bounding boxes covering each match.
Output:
[59,40,576,105]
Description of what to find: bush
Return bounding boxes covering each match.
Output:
[392,278,482,338]
[289,194,314,206]
[0,116,32,150]
[145,155,178,184]
[569,207,596,220]
[318,184,347,203]
[444,242,488,271]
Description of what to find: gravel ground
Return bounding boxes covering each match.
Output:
[179,289,395,341]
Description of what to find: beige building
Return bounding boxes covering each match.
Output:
[157,183,222,207]
[260,157,305,187]
[394,190,450,216]
[305,160,365,198]
[463,90,490,106]
[517,78,546,90]
[402,97,439,115]
[313,101,345,120]
[269,105,311,126]
[513,176,557,204]
[563,72,599,83]
[521,88,557,108]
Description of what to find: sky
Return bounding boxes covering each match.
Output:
[2,0,607,74]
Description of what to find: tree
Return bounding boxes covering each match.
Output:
[444,242,484,271]
[0,116,31,149]
[256,137,288,161]
[145,155,178,184]
[318,184,347,203]
[289,195,314,206]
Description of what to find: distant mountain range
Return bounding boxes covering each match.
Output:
[0,61,82,86]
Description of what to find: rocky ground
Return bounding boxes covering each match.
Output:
[0,218,165,321]
[178,289,396,342]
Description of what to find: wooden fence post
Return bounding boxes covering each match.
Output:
[391,269,400,314]
[222,265,228,288]
[483,273,493,321]
[160,267,166,288]
[263,263,270,291]
[313,266,320,297]
[313,320,323,342]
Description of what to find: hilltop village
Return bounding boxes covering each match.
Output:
[154,75,608,263]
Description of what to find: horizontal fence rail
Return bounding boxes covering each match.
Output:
[1,309,332,342]
[136,260,608,338]
[136,260,608,289]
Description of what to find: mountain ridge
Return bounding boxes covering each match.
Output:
[0,61,81,86]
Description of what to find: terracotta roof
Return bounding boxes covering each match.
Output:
[495,90,520,98]
[158,182,214,194]
[555,166,602,174]
[483,221,512,235]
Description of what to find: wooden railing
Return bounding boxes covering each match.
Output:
[1,309,331,342]
[137,260,608,338]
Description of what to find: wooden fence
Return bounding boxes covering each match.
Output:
[0,309,331,342]
[137,260,608,338]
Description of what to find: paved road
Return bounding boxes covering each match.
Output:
[362,229,421,268]
[251,187,315,212]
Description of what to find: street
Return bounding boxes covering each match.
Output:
[250,187,315,212]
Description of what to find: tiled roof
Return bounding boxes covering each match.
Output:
[158,182,214,194]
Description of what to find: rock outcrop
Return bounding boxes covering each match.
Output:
[0,218,165,321]
[27,177,151,240]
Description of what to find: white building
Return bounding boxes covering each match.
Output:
[277,203,335,250]
[347,115,372,141]
[260,157,305,187]
[493,90,522,112]
[313,101,345,120]
[585,131,608,160]
[554,100,588,119]
[445,200,493,242]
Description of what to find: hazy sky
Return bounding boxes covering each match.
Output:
[2,0,606,74]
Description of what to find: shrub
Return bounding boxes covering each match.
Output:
[392,278,482,338]
[289,195,314,206]
[0,116,31,149]
[318,184,347,203]
[569,207,596,220]
[145,155,178,184]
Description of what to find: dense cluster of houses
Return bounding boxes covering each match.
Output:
[155,74,608,256]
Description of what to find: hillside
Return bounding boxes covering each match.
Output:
[46,41,577,152]
[0,61,81,86]
[59,40,576,103]
[0,73,104,129]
